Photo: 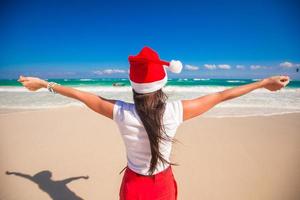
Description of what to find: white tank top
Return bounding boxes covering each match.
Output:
[113,100,183,175]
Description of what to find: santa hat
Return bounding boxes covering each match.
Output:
[129,46,183,94]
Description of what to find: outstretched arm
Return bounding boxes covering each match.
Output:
[18,76,115,119]
[60,176,89,184]
[6,171,34,181]
[182,76,290,121]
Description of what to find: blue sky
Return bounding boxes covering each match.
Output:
[0,0,300,79]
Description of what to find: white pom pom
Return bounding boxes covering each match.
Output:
[169,60,183,73]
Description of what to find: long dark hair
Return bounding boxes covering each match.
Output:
[133,89,173,175]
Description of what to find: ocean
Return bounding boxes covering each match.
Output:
[1,78,300,117]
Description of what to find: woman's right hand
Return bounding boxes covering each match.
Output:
[17,75,48,91]
[261,76,290,91]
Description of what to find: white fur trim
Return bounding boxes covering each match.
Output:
[168,60,183,73]
[130,75,168,93]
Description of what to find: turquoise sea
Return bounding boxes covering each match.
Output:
[1,78,300,117]
[1,78,300,88]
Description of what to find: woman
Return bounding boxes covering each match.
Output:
[18,47,290,200]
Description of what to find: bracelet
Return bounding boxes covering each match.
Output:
[47,82,60,94]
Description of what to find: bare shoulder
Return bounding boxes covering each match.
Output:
[96,97,117,119]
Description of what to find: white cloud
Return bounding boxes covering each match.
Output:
[280,61,300,68]
[185,65,199,71]
[92,69,127,75]
[250,65,269,70]
[236,65,245,69]
[204,64,217,70]
[92,70,104,75]
[103,69,127,74]
[250,65,261,70]
[203,64,232,70]
[218,64,231,70]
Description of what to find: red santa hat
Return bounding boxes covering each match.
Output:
[128,46,183,94]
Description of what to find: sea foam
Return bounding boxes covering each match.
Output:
[1,85,300,117]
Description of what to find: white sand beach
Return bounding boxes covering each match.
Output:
[1,107,300,200]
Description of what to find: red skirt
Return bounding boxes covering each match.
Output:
[119,166,178,200]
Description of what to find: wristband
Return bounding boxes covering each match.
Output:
[47,82,60,94]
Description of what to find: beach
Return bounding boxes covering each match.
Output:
[1,107,300,200]
[2,0,300,198]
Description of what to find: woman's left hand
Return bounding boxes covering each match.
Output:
[261,76,290,91]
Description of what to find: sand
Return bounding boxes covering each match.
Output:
[0,107,300,200]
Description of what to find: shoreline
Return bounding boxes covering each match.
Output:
[1,106,300,118]
[1,83,299,118]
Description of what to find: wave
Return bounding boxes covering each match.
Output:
[226,80,246,83]
[0,85,236,93]
[2,103,300,118]
[79,78,95,81]
[0,87,33,92]
[1,85,300,93]
[177,78,189,81]
[1,84,300,117]
[193,78,210,81]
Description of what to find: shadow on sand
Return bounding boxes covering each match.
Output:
[6,170,88,200]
